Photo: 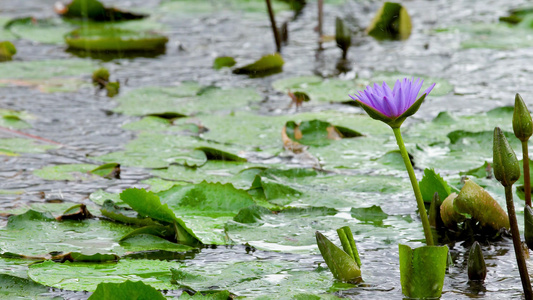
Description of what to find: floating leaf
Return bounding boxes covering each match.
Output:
[28,260,175,292]
[52,252,119,263]
[0,274,50,299]
[0,210,135,256]
[100,200,158,226]
[90,163,121,179]
[119,224,176,242]
[350,205,388,224]
[56,203,93,221]
[120,188,200,246]
[366,2,412,40]
[213,56,236,70]
[460,161,492,179]
[233,53,284,77]
[180,290,231,300]
[399,244,448,298]
[33,164,97,181]
[196,147,246,162]
[284,119,361,147]
[89,280,166,300]
[65,27,167,51]
[59,0,146,21]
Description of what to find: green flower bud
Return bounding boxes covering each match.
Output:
[513,93,533,142]
[467,241,486,281]
[493,127,520,187]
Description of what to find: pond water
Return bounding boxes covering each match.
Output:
[1,0,533,299]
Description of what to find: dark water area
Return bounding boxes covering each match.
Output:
[1,0,533,299]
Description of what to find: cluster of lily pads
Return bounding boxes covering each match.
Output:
[3,0,533,299]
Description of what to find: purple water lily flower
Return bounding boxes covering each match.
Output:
[350,78,436,128]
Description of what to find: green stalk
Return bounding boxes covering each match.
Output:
[265,0,281,53]
[522,141,531,207]
[504,186,533,299]
[393,127,434,246]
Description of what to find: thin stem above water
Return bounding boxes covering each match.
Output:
[504,185,533,299]
[392,127,434,246]
[522,141,531,207]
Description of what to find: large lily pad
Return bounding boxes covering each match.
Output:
[272,73,451,103]
[28,259,175,291]
[113,84,260,116]
[89,280,166,300]
[0,59,95,92]
[0,210,134,256]
[65,26,168,51]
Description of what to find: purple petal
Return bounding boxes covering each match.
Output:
[423,83,436,96]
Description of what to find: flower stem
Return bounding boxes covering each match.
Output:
[392,127,434,246]
[522,140,531,207]
[504,185,533,299]
[265,0,281,53]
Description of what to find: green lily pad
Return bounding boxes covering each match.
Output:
[33,164,97,181]
[59,0,146,22]
[5,17,76,45]
[213,56,236,70]
[272,73,451,104]
[0,59,95,92]
[0,210,136,256]
[350,205,389,224]
[461,23,533,49]
[0,109,32,129]
[158,0,293,16]
[28,259,176,292]
[233,53,284,77]
[89,280,166,300]
[170,259,338,298]
[284,119,362,147]
[113,84,260,116]
[0,274,51,299]
[0,138,58,155]
[90,162,120,178]
[65,26,168,51]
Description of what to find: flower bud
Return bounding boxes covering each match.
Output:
[513,93,533,142]
[467,241,487,281]
[493,127,520,187]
